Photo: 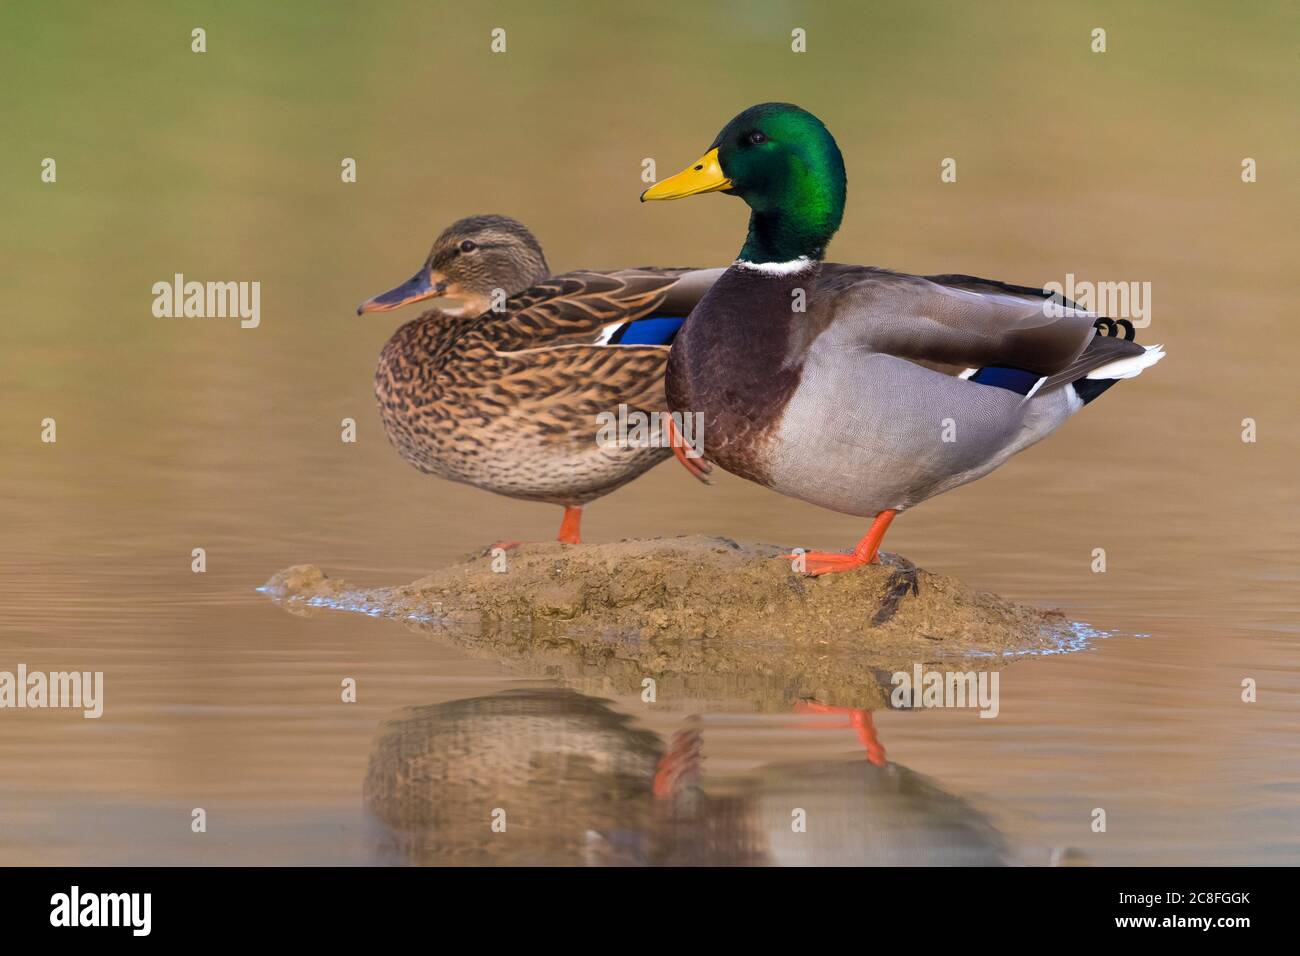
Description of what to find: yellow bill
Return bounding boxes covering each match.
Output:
[640,147,731,201]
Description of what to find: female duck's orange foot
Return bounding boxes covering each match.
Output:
[487,505,582,550]
[664,413,712,484]
[653,725,703,800]
[787,509,898,576]
[556,505,583,545]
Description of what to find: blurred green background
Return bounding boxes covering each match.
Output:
[2,0,1296,573]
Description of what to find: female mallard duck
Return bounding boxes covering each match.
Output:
[643,103,1165,575]
[364,688,663,865]
[357,215,719,544]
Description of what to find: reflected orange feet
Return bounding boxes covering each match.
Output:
[664,413,712,484]
[557,505,582,545]
[794,699,886,766]
[653,726,703,799]
[789,509,898,576]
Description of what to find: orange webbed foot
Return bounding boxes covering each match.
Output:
[787,509,898,577]
[557,505,582,545]
[788,549,879,576]
[487,505,583,551]
[664,413,712,484]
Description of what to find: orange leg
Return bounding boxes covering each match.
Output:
[664,413,712,484]
[788,509,898,576]
[653,726,703,800]
[486,506,581,551]
[557,505,583,545]
[794,700,886,766]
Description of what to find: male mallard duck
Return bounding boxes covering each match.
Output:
[358,215,719,544]
[643,104,1165,575]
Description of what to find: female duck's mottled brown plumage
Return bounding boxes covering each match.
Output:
[359,216,720,541]
[363,688,663,865]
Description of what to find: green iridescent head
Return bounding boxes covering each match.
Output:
[642,103,847,264]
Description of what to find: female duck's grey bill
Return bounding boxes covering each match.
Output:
[357,270,445,314]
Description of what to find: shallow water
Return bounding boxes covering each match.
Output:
[2,1,1298,864]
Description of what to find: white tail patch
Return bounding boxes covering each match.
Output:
[1086,344,1166,380]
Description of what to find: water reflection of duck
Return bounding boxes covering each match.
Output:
[364,687,1016,866]
[363,688,661,865]
[780,760,1010,865]
[661,742,1011,866]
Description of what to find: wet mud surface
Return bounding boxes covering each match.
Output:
[263,536,1092,710]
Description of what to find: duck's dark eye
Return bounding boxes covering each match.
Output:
[747,130,767,145]
[459,240,477,253]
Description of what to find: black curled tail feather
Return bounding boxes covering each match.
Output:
[1074,318,1137,404]
[1093,317,1136,341]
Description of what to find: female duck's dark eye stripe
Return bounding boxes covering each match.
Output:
[438,241,504,263]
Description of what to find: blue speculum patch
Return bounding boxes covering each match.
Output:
[609,315,685,345]
[969,365,1041,395]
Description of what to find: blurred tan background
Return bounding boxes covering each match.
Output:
[1,0,1297,864]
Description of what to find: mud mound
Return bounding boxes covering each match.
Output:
[262,536,1082,709]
